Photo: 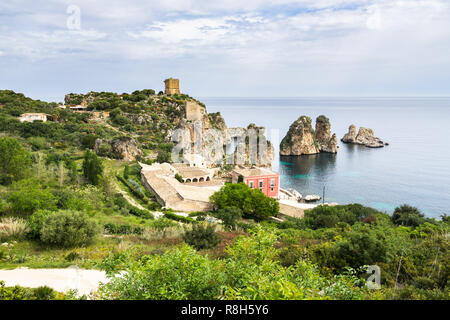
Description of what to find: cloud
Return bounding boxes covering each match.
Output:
[0,0,449,98]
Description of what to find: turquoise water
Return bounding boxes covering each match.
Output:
[202,97,450,218]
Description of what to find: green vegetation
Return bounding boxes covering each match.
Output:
[182,224,221,250]
[39,210,100,248]
[82,150,103,185]
[210,183,279,219]
[0,89,447,301]
[0,281,66,300]
[214,207,242,230]
[0,136,32,184]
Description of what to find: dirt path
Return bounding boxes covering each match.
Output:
[0,267,109,296]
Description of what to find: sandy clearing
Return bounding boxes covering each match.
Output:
[0,267,109,296]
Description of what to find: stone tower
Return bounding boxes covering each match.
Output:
[164,78,180,95]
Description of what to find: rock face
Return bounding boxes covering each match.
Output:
[111,137,143,161]
[280,116,319,156]
[315,115,338,153]
[280,115,338,156]
[341,125,385,148]
[171,109,274,168]
[94,137,143,161]
[341,125,357,143]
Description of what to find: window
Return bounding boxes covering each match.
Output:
[249,181,254,188]
[259,180,263,190]
[270,179,275,192]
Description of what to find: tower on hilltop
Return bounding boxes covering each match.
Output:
[164,78,180,95]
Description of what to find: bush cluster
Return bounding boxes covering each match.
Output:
[104,223,144,235]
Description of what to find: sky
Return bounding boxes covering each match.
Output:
[0,0,449,102]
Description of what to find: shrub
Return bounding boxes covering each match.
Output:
[40,210,100,248]
[183,223,221,250]
[164,212,196,224]
[215,207,242,230]
[128,206,154,220]
[28,137,48,151]
[104,223,144,235]
[302,204,379,230]
[99,245,225,299]
[65,252,81,262]
[391,205,426,227]
[6,179,57,215]
[28,210,54,239]
[33,286,56,300]
[175,173,183,182]
[80,134,97,149]
[0,217,30,241]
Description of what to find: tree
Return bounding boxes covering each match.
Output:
[0,136,31,184]
[123,164,130,180]
[156,150,171,163]
[82,150,103,185]
[210,183,279,220]
[65,159,78,183]
[216,207,242,230]
[391,205,426,227]
[6,179,57,215]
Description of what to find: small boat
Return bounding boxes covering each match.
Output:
[304,195,321,202]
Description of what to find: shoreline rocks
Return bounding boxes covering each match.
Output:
[280,115,338,156]
[341,125,387,148]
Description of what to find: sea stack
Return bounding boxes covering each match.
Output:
[315,115,338,153]
[280,115,338,155]
[341,125,386,148]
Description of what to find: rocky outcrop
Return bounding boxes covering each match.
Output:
[94,137,143,161]
[171,112,274,168]
[280,116,319,156]
[280,115,338,156]
[341,125,357,143]
[315,115,338,153]
[341,125,386,148]
[111,137,143,160]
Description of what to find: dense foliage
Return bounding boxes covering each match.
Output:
[210,183,279,219]
[182,224,221,250]
[40,210,100,248]
[99,227,366,300]
[0,137,32,184]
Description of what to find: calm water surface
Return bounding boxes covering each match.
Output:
[201,97,450,218]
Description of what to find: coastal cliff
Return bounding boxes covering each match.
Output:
[341,125,386,148]
[280,115,337,156]
[172,104,274,168]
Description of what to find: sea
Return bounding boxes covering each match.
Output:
[201,97,450,218]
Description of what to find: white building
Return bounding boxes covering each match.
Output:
[19,113,48,123]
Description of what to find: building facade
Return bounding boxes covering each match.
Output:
[231,167,280,198]
[19,113,48,123]
[164,78,180,95]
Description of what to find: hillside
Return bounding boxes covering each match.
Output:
[0,89,448,301]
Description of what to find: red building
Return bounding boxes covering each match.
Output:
[231,167,280,198]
